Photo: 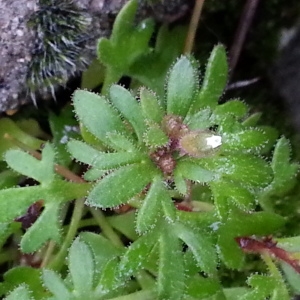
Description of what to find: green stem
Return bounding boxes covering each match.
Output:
[90,208,123,248]
[40,241,56,268]
[47,198,86,270]
[261,252,290,298]
[101,67,122,95]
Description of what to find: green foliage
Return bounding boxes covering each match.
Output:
[1,1,300,299]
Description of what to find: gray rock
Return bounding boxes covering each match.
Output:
[0,0,192,112]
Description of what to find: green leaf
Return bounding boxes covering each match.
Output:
[73,90,128,146]
[189,44,228,113]
[106,132,136,152]
[158,229,185,300]
[221,127,278,154]
[140,88,165,124]
[210,179,255,217]
[5,285,33,300]
[68,139,145,170]
[175,160,216,183]
[0,170,20,189]
[0,186,41,223]
[87,162,158,208]
[80,232,122,276]
[167,56,197,117]
[136,178,172,233]
[20,203,61,253]
[185,108,213,130]
[110,85,146,142]
[1,267,43,300]
[119,232,157,278]
[98,0,155,91]
[143,124,169,148]
[267,137,298,195]
[185,276,223,299]
[5,143,55,184]
[200,154,273,189]
[241,274,288,300]
[175,223,217,275]
[97,258,123,295]
[42,269,71,300]
[174,171,188,195]
[212,99,248,119]
[68,238,94,293]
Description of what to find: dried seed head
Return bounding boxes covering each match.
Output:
[179,130,222,157]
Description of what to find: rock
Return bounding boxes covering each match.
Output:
[0,0,193,112]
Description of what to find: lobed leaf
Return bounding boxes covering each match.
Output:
[5,143,55,184]
[97,0,154,83]
[20,203,61,253]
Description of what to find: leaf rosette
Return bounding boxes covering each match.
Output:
[68,44,283,222]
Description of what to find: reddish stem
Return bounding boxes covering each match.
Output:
[236,236,300,273]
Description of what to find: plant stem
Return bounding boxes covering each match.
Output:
[183,0,205,54]
[261,252,290,298]
[90,208,123,248]
[101,68,121,95]
[40,241,56,268]
[47,198,86,270]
